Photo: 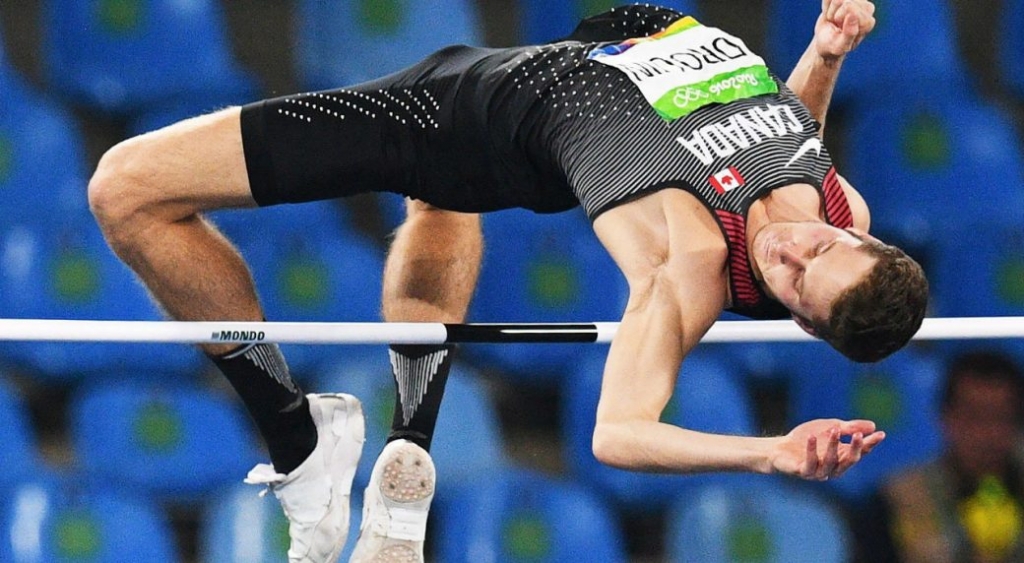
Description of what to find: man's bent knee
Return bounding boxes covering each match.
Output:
[88,138,153,233]
[89,107,252,236]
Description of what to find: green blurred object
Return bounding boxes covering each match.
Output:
[272,510,291,556]
[578,0,618,17]
[901,111,951,171]
[527,259,577,310]
[358,0,406,34]
[55,511,102,558]
[96,0,143,35]
[996,258,1024,306]
[133,401,183,452]
[853,374,901,428]
[279,258,329,310]
[504,513,551,560]
[0,134,13,183]
[52,250,100,304]
[727,514,773,562]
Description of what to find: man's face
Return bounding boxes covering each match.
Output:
[752,222,877,324]
[944,375,1022,478]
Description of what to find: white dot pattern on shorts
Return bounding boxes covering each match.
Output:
[279,87,441,129]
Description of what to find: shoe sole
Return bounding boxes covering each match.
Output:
[355,442,435,563]
[313,393,366,563]
[380,444,434,504]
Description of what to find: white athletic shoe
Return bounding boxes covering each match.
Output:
[349,439,436,563]
[245,393,366,563]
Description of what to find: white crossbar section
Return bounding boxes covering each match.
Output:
[0,317,1018,344]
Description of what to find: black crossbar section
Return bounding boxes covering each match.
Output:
[443,323,600,343]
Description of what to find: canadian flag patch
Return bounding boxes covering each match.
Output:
[709,166,745,194]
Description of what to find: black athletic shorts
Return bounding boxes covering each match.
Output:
[238,44,579,214]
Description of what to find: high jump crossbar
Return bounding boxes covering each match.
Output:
[0,317,1018,345]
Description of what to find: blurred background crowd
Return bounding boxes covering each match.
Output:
[1,0,1024,561]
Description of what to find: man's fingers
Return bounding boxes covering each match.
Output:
[860,430,886,454]
[804,434,819,477]
[833,0,850,25]
[826,0,842,22]
[843,14,861,48]
[839,419,877,436]
[821,427,840,478]
[834,432,864,477]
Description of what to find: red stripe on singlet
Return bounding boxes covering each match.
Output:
[822,167,853,229]
[716,210,760,306]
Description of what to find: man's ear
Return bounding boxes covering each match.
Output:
[792,314,818,337]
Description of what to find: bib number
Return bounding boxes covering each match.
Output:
[588,17,779,121]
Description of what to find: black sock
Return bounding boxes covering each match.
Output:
[386,344,454,451]
[210,342,317,474]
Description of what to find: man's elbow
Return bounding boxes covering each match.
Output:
[591,422,633,469]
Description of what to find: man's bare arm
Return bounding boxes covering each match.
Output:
[590,198,883,479]
[590,260,885,478]
[786,0,876,133]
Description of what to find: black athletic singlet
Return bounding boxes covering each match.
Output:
[239,4,853,319]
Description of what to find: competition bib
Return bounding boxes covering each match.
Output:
[588,17,778,121]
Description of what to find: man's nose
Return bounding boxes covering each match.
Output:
[779,244,809,267]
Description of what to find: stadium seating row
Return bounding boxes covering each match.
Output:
[10,0,1024,118]
[0,370,860,563]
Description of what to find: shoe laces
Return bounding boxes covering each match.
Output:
[244,463,287,498]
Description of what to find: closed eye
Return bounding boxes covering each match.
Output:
[816,240,837,255]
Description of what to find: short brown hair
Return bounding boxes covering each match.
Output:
[811,240,929,363]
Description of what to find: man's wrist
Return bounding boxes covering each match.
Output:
[755,436,782,475]
[814,51,845,68]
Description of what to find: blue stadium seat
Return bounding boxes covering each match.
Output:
[714,338,837,385]
[201,481,296,563]
[0,381,43,488]
[929,221,1024,361]
[932,221,1024,319]
[209,204,384,376]
[435,466,628,562]
[127,97,239,137]
[294,0,483,90]
[0,69,87,225]
[844,89,1024,249]
[0,70,201,378]
[316,353,506,496]
[41,0,257,116]
[468,208,628,385]
[203,480,368,563]
[69,382,260,501]
[0,67,92,369]
[1001,0,1024,98]
[0,477,178,563]
[665,478,851,563]
[519,0,700,44]
[561,346,759,511]
[787,347,944,503]
[765,0,969,105]
[0,211,203,381]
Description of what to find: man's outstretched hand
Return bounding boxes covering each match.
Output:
[768,418,886,481]
[814,0,877,61]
